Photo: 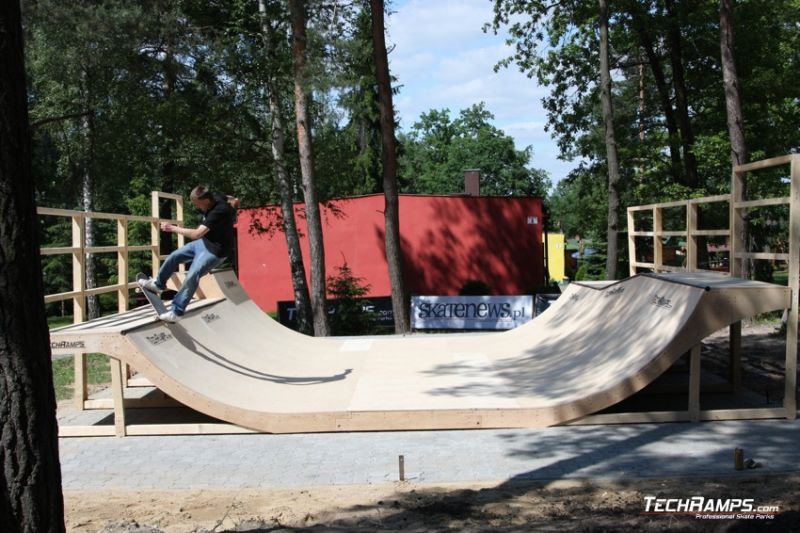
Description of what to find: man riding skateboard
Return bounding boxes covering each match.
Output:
[138,185,239,322]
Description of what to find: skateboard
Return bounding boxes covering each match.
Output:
[136,272,169,318]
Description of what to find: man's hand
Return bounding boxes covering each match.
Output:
[160,222,176,232]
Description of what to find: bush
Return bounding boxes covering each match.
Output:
[459,279,491,295]
[327,261,378,336]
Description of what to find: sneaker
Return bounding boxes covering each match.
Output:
[158,310,181,323]
[138,277,163,294]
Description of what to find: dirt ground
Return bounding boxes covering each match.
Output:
[65,475,800,532]
[64,322,800,532]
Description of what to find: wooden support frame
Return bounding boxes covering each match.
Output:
[40,192,185,411]
[729,154,798,420]
[688,345,701,422]
[151,191,185,275]
[627,154,800,422]
[627,195,731,276]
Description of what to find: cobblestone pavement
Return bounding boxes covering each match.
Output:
[60,418,800,491]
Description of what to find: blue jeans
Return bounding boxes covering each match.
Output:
[155,240,224,315]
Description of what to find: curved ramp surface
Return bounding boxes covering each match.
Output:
[50,271,790,432]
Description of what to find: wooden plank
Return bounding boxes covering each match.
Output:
[84,245,125,254]
[109,358,126,437]
[44,291,80,304]
[58,425,117,437]
[118,218,129,313]
[688,194,730,205]
[659,231,686,237]
[570,407,787,426]
[786,156,799,419]
[124,424,258,436]
[734,154,795,173]
[156,191,183,201]
[692,229,730,237]
[127,245,153,253]
[658,265,687,273]
[568,411,690,425]
[734,252,790,261]
[83,397,182,409]
[627,209,636,276]
[176,195,185,255]
[38,206,156,223]
[74,352,87,411]
[688,346,701,422]
[653,207,663,271]
[699,408,787,421]
[734,197,790,209]
[729,321,742,392]
[630,231,655,237]
[731,168,746,278]
[627,194,730,212]
[84,283,128,297]
[71,215,86,323]
[687,203,698,271]
[151,192,161,274]
[40,246,79,256]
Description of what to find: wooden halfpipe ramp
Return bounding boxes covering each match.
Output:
[51,271,790,433]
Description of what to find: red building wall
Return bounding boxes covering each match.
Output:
[236,194,544,312]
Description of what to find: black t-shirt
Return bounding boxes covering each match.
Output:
[201,193,236,258]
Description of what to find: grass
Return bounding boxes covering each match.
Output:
[746,311,784,326]
[52,354,111,402]
[773,270,788,286]
[48,315,74,329]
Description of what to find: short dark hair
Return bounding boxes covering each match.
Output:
[190,185,213,201]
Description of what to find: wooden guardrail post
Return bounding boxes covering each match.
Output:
[627,209,636,276]
[71,214,86,323]
[785,155,799,417]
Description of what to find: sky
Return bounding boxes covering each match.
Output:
[386,0,578,185]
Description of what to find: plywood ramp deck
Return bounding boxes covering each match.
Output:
[51,270,791,433]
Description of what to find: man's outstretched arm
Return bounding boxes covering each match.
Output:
[160,223,209,241]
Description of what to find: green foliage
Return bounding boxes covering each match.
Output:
[399,103,551,197]
[491,0,800,271]
[326,261,378,335]
[22,0,800,298]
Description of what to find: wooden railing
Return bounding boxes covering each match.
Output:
[39,191,183,323]
[627,194,731,275]
[628,154,800,277]
[627,154,800,418]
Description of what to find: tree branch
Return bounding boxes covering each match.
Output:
[30,110,92,129]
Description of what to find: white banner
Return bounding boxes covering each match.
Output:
[411,295,533,330]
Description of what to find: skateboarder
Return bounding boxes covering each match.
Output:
[138,185,239,322]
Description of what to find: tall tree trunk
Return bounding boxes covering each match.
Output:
[665,0,698,187]
[626,1,683,183]
[0,2,66,531]
[159,43,178,258]
[369,0,409,333]
[288,0,330,336]
[599,0,621,280]
[81,113,98,319]
[720,0,750,278]
[720,0,748,168]
[259,0,313,335]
